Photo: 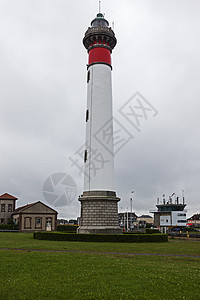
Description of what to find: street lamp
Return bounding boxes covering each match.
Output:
[130,191,134,231]
[126,207,128,232]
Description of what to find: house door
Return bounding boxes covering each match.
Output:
[46,217,52,231]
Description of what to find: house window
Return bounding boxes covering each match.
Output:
[1,218,5,224]
[24,217,32,229]
[8,204,12,212]
[1,204,5,212]
[35,217,42,229]
[46,217,52,231]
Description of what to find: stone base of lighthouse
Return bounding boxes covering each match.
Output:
[77,191,122,234]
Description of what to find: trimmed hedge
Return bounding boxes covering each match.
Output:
[57,225,78,233]
[33,232,168,243]
[0,224,19,230]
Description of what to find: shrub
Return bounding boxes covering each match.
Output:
[145,223,153,228]
[7,219,15,225]
[57,225,78,233]
[33,232,168,243]
[0,223,19,230]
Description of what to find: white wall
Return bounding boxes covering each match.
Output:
[160,215,171,226]
[171,211,187,226]
[84,64,115,191]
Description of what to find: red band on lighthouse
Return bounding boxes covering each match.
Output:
[88,47,111,66]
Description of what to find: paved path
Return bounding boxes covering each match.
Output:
[0,248,200,258]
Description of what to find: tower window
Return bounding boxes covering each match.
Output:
[8,204,12,212]
[84,150,87,163]
[1,204,5,212]
[177,220,187,223]
[87,70,90,83]
[86,109,89,122]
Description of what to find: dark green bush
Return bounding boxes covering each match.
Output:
[57,225,78,233]
[145,223,153,228]
[33,232,168,243]
[146,228,160,234]
[0,224,19,230]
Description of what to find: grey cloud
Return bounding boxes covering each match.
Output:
[0,0,200,219]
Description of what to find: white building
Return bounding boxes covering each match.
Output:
[150,195,187,230]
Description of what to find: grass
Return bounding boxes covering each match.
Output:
[0,232,200,255]
[0,233,200,299]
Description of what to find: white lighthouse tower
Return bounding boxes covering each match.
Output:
[78,12,121,234]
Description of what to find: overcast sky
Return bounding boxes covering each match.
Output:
[1,0,200,219]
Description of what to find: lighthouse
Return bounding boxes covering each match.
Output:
[77,12,121,234]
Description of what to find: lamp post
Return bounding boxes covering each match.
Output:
[130,191,134,231]
[124,212,126,232]
[127,207,128,232]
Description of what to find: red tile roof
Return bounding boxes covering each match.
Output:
[13,203,34,213]
[0,193,18,200]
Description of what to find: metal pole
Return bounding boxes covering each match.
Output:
[130,191,134,231]
[124,212,125,232]
[127,209,128,232]
[130,198,132,231]
[99,1,101,13]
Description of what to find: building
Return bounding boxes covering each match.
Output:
[12,201,57,232]
[118,212,138,230]
[78,11,121,234]
[187,213,200,227]
[0,193,18,224]
[150,194,187,230]
[137,215,154,226]
[57,218,69,225]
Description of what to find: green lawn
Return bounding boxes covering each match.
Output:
[0,232,200,255]
[0,233,200,299]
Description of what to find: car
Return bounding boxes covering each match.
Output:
[171,227,181,232]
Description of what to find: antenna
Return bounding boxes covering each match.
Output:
[112,21,114,30]
[182,189,185,204]
[163,194,165,204]
[99,1,101,13]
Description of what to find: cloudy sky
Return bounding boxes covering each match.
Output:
[1,0,200,219]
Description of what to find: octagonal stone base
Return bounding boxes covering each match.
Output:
[77,191,122,234]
